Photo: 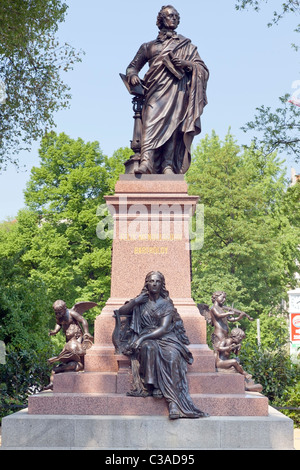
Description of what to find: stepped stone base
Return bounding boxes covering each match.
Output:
[52,370,246,395]
[2,175,293,450]
[1,407,294,450]
[28,390,268,417]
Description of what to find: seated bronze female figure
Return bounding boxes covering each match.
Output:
[118,271,209,420]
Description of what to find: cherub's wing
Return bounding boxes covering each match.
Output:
[197,303,212,325]
[72,302,98,315]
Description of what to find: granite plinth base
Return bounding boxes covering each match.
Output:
[52,370,246,395]
[27,390,268,417]
[1,407,294,450]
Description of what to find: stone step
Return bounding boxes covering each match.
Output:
[28,391,269,417]
[189,372,245,394]
[1,407,294,450]
[53,370,246,395]
[84,344,216,373]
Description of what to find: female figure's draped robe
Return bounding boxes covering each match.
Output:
[129,296,204,418]
[126,32,209,174]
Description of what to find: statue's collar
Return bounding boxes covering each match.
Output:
[157,29,179,42]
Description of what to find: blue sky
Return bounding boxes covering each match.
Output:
[0,0,299,220]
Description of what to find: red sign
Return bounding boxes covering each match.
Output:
[290,313,300,343]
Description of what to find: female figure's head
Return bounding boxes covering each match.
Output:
[141,271,190,345]
[142,271,170,299]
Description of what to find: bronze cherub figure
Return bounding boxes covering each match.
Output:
[44,300,97,390]
[198,291,262,392]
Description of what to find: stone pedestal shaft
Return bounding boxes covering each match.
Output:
[106,174,198,300]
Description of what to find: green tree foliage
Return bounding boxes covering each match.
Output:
[239,312,300,414]
[0,213,54,418]
[274,382,300,426]
[239,337,299,403]
[242,94,300,162]
[187,131,300,414]
[0,1,82,169]
[238,311,300,416]
[23,132,122,316]
[0,131,129,341]
[0,133,129,410]
[186,131,300,317]
[0,211,51,351]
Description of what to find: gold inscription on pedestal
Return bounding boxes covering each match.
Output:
[134,246,169,255]
[120,235,182,241]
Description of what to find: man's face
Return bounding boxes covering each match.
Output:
[162,7,179,30]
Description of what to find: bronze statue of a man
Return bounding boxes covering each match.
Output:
[126,5,209,175]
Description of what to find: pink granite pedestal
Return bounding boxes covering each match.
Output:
[28,175,269,417]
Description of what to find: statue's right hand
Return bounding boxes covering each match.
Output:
[134,293,149,305]
[129,75,141,86]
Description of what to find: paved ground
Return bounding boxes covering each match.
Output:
[1,426,299,449]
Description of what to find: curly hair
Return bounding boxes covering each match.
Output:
[230,328,245,342]
[156,5,180,30]
[211,291,226,303]
[53,299,67,311]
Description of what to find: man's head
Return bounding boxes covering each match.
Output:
[156,5,180,31]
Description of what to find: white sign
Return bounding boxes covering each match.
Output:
[288,290,300,313]
[0,340,6,364]
[0,79,7,104]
